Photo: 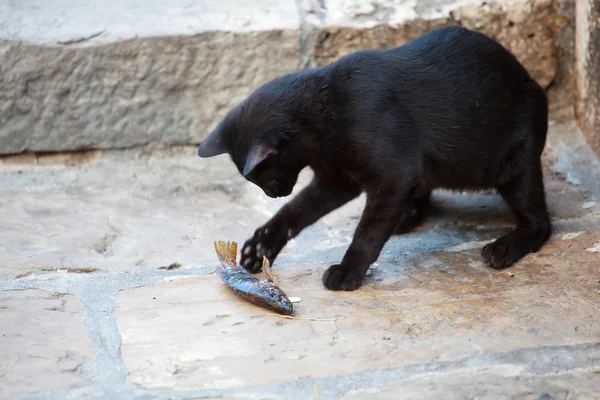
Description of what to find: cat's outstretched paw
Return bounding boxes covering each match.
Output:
[322,264,364,291]
[240,225,288,273]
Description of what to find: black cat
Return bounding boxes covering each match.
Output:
[197,26,552,291]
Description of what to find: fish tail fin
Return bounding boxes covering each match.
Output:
[214,241,238,265]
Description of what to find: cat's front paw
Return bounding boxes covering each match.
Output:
[322,264,364,291]
[240,225,288,273]
[481,238,522,269]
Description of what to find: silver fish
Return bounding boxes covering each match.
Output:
[214,241,293,315]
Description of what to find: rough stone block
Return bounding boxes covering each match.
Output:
[0,1,301,154]
[546,0,576,120]
[311,0,559,88]
[0,289,94,399]
[115,231,600,390]
[0,0,573,154]
[576,0,600,156]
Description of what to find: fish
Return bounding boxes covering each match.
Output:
[213,241,293,315]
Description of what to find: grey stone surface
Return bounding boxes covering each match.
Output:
[0,29,301,155]
[575,0,600,156]
[115,238,600,391]
[0,121,599,399]
[0,290,95,400]
[1,121,599,281]
[338,367,600,399]
[548,0,576,121]
[0,0,301,155]
[0,146,271,280]
[0,0,299,45]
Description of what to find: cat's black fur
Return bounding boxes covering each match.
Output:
[197,26,552,291]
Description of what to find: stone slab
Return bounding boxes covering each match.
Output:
[0,0,573,155]
[115,230,600,390]
[548,0,576,121]
[1,121,599,281]
[0,121,599,399]
[0,0,299,45]
[0,0,301,155]
[0,289,94,400]
[0,147,271,280]
[339,367,600,399]
[575,0,600,156]
[0,29,301,155]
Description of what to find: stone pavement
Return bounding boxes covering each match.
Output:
[1,120,600,400]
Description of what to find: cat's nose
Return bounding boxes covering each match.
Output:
[263,181,280,198]
[263,187,278,198]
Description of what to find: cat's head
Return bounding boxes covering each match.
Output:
[197,79,317,198]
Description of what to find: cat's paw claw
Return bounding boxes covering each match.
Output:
[240,238,265,273]
[240,226,286,273]
[322,264,363,291]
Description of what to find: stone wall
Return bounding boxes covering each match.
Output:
[312,0,559,87]
[576,0,600,156]
[0,0,575,154]
[548,0,576,120]
[0,31,301,154]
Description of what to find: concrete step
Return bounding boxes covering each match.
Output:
[0,0,570,154]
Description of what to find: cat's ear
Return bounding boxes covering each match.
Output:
[197,127,228,158]
[243,143,278,176]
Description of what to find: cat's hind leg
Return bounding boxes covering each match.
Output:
[481,82,551,268]
[481,156,551,268]
[394,189,431,234]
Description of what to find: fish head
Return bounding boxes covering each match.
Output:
[270,295,294,315]
[259,284,294,315]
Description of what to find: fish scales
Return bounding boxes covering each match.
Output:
[214,241,293,315]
